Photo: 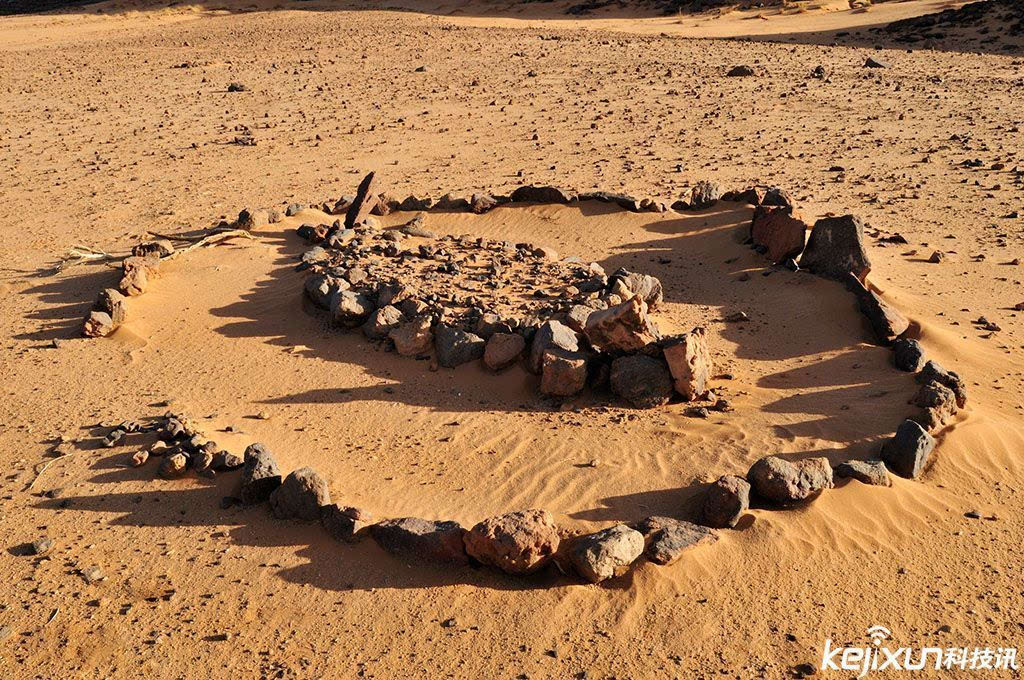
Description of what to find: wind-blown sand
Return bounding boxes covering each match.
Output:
[1,1,1022,677]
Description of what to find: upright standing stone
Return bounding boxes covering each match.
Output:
[345,172,380,229]
[662,327,712,401]
[239,443,282,505]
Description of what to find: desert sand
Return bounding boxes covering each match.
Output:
[1,0,1022,677]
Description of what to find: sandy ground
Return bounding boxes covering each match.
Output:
[1,0,1023,677]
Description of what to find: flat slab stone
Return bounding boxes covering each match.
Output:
[632,516,718,565]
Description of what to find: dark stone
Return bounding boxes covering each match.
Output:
[321,504,372,543]
[371,517,468,564]
[846,273,909,345]
[434,324,486,368]
[345,171,380,228]
[893,338,926,372]
[880,419,935,479]
[509,185,575,204]
[239,443,282,505]
[916,360,967,408]
[528,320,579,374]
[631,516,717,565]
[701,475,751,528]
[726,65,755,77]
[609,355,673,409]
[270,467,331,521]
[689,181,721,209]
[761,187,794,209]
[799,215,872,282]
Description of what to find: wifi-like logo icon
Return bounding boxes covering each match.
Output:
[867,625,891,646]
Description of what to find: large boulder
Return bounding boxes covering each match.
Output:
[239,443,282,505]
[321,504,373,543]
[83,311,117,338]
[362,305,404,340]
[528,320,579,374]
[390,315,434,356]
[631,516,717,565]
[270,467,331,521]
[893,338,926,372]
[762,187,794,209]
[689,181,721,209]
[96,288,128,325]
[570,524,645,583]
[606,269,664,311]
[330,290,374,328]
[880,419,935,479]
[304,274,344,309]
[662,327,712,401]
[610,355,673,409]
[834,459,891,486]
[584,297,660,354]
[463,509,560,575]
[483,332,525,371]
[750,206,807,264]
[435,325,486,368]
[916,360,967,408]
[799,215,872,282]
[747,456,833,504]
[910,380,959,431]
[540,349,588,397]
[345,171,381,228]
[847,274,909,345]
[371,518,468,564]
[509,185,574,204]
[701,475,751,529]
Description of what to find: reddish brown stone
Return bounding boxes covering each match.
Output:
[750,206,807,264]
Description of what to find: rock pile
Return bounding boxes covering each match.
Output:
[83,240,174,338]
[296,173,718,408]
